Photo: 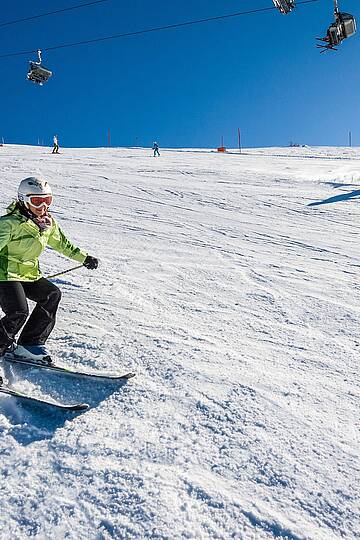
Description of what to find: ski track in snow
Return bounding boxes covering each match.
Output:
[0,145,359,539]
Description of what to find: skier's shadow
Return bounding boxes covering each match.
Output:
[308,186,360,206]
[0,363,130,446]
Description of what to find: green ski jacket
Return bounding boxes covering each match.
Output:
[0,203,87,281]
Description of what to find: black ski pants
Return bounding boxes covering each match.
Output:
[0,278,61,349]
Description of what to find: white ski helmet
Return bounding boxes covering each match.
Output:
[18,176,52,208]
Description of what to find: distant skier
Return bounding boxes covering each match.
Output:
[153,141,160,157]
[52,134,59,154]
[0,177,99,365]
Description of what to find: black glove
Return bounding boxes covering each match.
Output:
[83,255,99,270]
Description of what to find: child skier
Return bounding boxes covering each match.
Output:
[0,176,98,365]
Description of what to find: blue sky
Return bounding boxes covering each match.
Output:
[1,0,359,148]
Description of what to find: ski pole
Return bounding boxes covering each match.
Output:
[47,264,84,279]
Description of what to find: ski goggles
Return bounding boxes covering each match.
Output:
[26,194,53,208]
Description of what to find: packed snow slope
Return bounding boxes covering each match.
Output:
[0,145,359,540]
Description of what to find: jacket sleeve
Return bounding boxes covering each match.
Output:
[47,220,87,263]
[0,218,13,252]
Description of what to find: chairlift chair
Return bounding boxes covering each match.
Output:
[27,50,52,85]
[317,1,356,51]
[272,0,295,14]
[339,12,357,39]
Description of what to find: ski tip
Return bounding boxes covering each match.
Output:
[69,403,89,411]
[0,387,90,412]
[106,372,136,380]
[123,372,136,380]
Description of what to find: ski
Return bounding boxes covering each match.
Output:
[0,385,88,411]
[3,353,136,381]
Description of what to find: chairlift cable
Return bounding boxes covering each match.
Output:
[0,0,320,59]
[0,0,112,29]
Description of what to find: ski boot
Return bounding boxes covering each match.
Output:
[12,344,53,366]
